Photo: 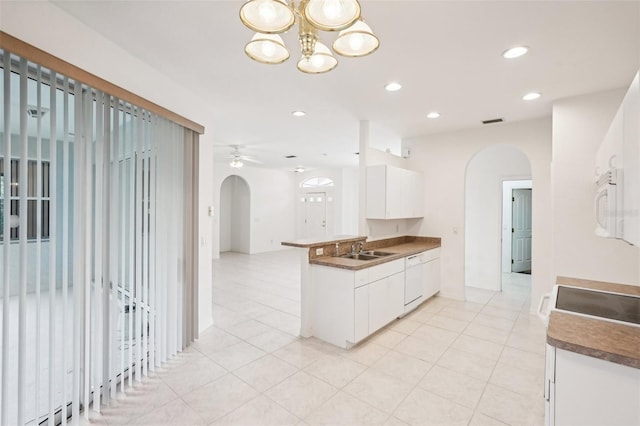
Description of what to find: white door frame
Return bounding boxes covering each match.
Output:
[501,179,532,274]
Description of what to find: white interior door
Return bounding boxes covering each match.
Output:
[304,192,327,238]
[512,188,532,273]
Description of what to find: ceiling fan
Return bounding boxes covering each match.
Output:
[228,145,262,168]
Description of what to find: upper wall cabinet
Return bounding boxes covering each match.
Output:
[366,165,424,219]
[595,71,640,246]
[622,72,639,246]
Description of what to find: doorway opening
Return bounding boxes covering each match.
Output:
[299,177,334,239]
[220,175,250,253]
[501,180,533,294]
[464,145,532,297]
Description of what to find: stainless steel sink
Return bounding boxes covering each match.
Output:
[360,250,394,257]
[339,253,380,261]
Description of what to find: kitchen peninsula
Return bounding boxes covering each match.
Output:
[282,235,441,349]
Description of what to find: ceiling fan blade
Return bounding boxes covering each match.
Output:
[242,156,263,164]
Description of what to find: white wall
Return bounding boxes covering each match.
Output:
[2,1,216,331]
[404,118,553,303]
[465,145,531,291]
[552,90,639,285]
[341,167,359,235]
[213,167,296,258]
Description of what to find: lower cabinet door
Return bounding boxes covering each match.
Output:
[368,273,404,333]
[423,258,440,299]
[354,286,369,343]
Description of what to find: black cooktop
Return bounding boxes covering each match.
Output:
[556,286,640,325]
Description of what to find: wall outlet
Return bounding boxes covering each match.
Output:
[315,247,324,256]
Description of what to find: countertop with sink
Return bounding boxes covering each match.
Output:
[283,235,441,271]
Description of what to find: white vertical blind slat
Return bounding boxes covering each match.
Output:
[18,57,28,426]
[82,87,93,420]
[61,75,70,426]
[35,64,43,426]
[47,68,58,426]
[93,90,104,413]
[134,109,143,381]
[101,94,111,404]
[142,112,149,378]
[127,106,134,389]
[1,50,12,426]
[71,81,84,423]
[148,114,157,370]
[111,98,120,400]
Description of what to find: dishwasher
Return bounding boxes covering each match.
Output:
[404,253,425,310]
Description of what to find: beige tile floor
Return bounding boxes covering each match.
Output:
[84,249,546,426]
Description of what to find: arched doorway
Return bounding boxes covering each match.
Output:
[464,144,532,293]
[220,175,250,253]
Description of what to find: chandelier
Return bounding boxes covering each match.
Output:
[240,0,379,74]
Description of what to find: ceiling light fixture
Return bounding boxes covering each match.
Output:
[240,0,379,74]
[426,112,440,119]
[385,82,402,92]
[230,157,244,168]
[294,167,305,173]
[522,92,541,101]
[292,110,306,116]
[502,46,529,59]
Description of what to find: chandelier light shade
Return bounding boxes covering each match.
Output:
[297,41,338,73]
[245,33,290,64]
[332,19,379,57]
[240,0,296,34]
[304,0,361,31]
[239,0,378,74]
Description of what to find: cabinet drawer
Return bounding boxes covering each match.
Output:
[368,259,404,283]
[354,269,369,288]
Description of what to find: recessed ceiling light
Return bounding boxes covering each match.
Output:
[427,112,441,119]
[522,92,541,101]
[294,167,305,173]
[502,46,529,59]
[385,82,402,92]
[292,110,306,117]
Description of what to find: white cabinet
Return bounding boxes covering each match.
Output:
[596,70,640,246]
[311,259,404,348]
[423,248,441,300]
[545,345,640,426]
[366,165,423,219]
[368,272,404,332]
[622,72,640,246]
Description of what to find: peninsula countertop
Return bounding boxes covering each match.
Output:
[547,276,640,369]
[290,236,441,271]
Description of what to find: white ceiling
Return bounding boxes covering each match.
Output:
[51,0,640,171]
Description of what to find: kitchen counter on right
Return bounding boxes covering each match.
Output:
[547,276,640,369]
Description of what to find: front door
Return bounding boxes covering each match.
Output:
[304,192,327,238]
[512,188,532,273]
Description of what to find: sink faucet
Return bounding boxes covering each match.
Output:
[351,241,364,254]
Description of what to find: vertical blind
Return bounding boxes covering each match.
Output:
[0,48,200,425]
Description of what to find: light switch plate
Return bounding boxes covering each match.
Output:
[315,248,324,256]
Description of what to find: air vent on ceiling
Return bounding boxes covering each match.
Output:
[285,155,297,159]
[482,118,504,125]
